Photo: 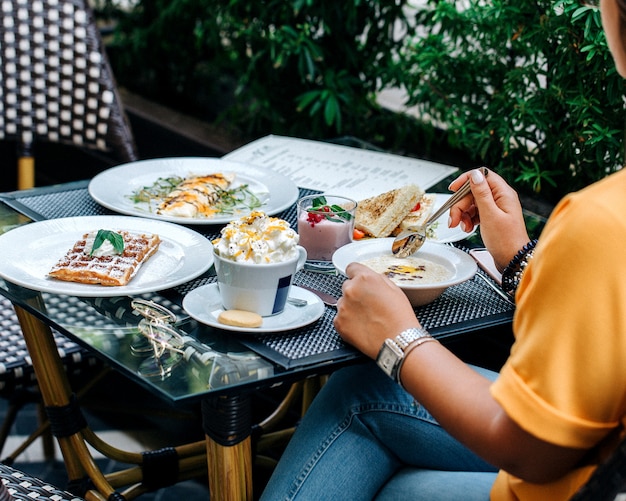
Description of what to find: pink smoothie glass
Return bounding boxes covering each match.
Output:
[297,194,357,261]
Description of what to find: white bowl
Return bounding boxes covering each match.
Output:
[332,238,477,306]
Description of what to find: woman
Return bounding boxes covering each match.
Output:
[260,1,626,499]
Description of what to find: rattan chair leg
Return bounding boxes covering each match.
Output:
[37,402,54,459]
[0,366,111,465]
[0,398,23,458]
[3,416,50,465]
[12,295,209,499]
[256,427,296,452]
[256,381,303,432]
[301,377,322,415]
[17,156,34,190]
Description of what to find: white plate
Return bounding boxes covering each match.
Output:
[0,215,213,297]
[428,193,477,243]
[183,284,325,334]
[88,157,299,224]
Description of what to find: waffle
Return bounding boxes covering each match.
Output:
[49,230,161,286]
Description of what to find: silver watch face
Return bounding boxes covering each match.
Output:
[376,339,403,378]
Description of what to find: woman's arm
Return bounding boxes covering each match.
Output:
[334,264,587,483]
[448,168,530,271]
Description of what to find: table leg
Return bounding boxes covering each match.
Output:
[11,297,109,490]
[202,395,253,500]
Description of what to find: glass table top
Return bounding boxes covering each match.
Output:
[0,178,542,404]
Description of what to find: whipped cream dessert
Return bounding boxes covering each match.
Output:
[84,231,122,257]
[213,211,299,263]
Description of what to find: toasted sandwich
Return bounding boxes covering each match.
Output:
[393,193,437,234]
[355,184,424,238]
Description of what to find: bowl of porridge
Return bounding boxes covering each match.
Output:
[332,238,477,306]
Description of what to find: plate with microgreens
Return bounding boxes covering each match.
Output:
[88,157,299,225]
[0,215,213,296]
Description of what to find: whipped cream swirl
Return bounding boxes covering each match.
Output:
[213,211,299,263]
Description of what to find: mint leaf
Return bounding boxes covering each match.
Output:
[311,196,327,208]
[91,230,125,256]
[307,198,353,223]
[330,204,352,221]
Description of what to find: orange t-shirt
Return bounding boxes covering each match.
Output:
[490,168,626,500]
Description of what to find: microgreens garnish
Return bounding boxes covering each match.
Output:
[129,176,263,216]
[130,176,183,204]
[213,185,263,214]
[306,196,353,225]
[91,230,124,256]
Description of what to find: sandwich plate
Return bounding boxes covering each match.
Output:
[427,193,477,243]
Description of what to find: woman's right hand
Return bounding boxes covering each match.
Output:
[448,168,530,271]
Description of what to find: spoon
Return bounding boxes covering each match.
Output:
[288,297,308,307]
[391,167,488,258]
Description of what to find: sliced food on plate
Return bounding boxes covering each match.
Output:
[392,193,437,236]
[131,172,261,219]
[354,184,439,238]
[48,229,161,286]
[156,173,235,217]
[354,184,424,238]
[354,185,473,243]
[88,158,299,225]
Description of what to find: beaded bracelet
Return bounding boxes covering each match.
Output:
[501,239,538,299]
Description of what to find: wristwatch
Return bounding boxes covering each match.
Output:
[376,327,434,384]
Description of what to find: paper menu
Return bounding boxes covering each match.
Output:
[222,135,458,200]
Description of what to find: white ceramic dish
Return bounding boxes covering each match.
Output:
[426,193,477,243]
[88,157,299,224]
[0,215,213,297]
[333,238,477,306]
[182,284,324,334]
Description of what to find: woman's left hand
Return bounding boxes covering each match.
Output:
[334,262,421,359]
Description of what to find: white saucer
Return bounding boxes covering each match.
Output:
[182,284,325,334]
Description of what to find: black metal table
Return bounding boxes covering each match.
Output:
[0,180,516,500]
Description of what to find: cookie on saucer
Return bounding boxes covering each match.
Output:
[218,309,263,328]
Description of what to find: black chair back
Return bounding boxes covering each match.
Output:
[570,435,626,500]
[0,0,137,189]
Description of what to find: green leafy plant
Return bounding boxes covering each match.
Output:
[398,0,625,201]
[107,0,412,142]
[102,0,625,202]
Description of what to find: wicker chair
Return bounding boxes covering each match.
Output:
[0,0,138,190]
[0,462,85,500]
[0,296,104,465]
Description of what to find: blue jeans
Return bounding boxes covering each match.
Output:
[260,361,498,501]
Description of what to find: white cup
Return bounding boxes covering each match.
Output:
[213,246,307,316]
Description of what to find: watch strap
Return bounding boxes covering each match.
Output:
[395,327,431,349]
[397,335,438,388]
